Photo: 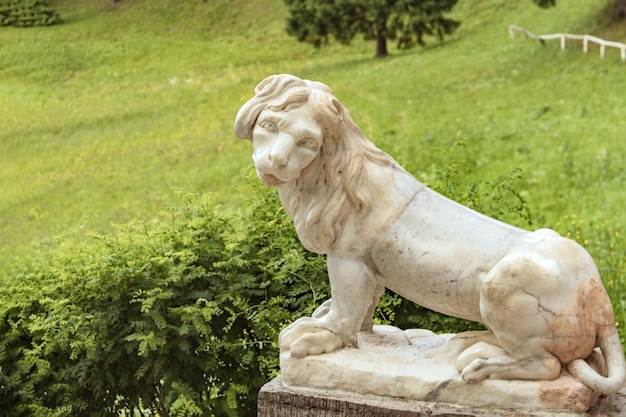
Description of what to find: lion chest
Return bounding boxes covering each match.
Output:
[370,188,524,322]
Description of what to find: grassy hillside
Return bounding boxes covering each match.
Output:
[1,0,625,271]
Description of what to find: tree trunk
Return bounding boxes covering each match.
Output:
[375,34,388,58]
[611,0,626,21]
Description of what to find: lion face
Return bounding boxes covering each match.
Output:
[252,103,323,185]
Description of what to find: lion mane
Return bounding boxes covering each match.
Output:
[234,74,397,253]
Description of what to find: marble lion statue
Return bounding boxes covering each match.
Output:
[234,73,626,394]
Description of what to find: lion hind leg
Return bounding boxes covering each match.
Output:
[460,347,561,382]
[456,341,507,373]
[464,254,564,382]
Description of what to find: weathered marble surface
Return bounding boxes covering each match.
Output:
[234,74,626,409]
[281,325,601,412]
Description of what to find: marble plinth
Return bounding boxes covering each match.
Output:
[279,326,604,414]
[258,377,626,417]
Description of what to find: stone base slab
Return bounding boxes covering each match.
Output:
[258,377,626,417]
[278,327,615,413]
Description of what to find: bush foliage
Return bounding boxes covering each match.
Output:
[0,140,623,416]
[0,179,328,417]
[0,0,61,27]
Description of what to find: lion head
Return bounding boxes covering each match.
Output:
[234,74,396,253]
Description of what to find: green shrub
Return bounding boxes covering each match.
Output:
[1,140,622,416]
[0,138,537,416]
[0,180,328,417]
[0,0,61,27]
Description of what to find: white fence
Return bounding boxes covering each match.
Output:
[508,24,626,61]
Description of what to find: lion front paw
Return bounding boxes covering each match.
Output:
[279,317,344,358]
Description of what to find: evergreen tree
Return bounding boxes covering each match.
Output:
[284,0,460,58]
[0,0,61,27]
[533,0,626,22]
[533,0,556,7]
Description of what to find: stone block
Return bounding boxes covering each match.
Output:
[258,377,626,417]
[279,328,606,413]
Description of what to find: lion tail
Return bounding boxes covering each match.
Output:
[568,325,626,395]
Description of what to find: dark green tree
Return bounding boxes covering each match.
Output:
[612,0,626,21]
[284,0,460,58]
[0,0,61,27]
[533,0,626,22]
[532,0,556,7]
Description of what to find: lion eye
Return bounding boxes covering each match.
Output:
[300,138,318,150]
[259,121,276,132]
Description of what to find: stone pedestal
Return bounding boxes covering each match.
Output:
[258,377,626,417]
[269,326,621,415]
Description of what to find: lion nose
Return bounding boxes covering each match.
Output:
[268,152,288,167]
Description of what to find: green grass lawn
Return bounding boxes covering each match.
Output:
[1,0,625,275]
